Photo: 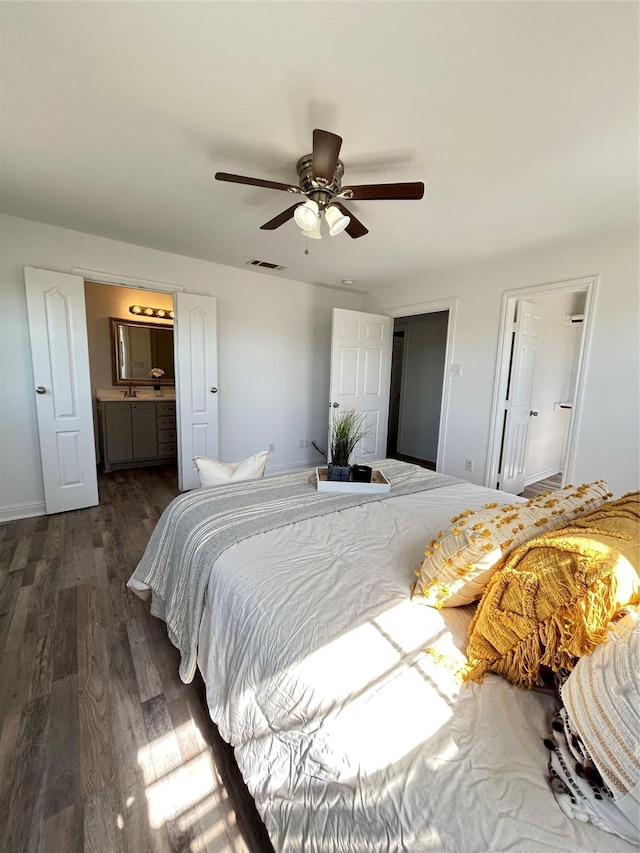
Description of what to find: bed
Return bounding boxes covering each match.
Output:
[128,460,638,852]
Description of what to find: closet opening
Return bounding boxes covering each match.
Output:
[385,309,450,472]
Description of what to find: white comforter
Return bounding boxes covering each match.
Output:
[197,480,634,852]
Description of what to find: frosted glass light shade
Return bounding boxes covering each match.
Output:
[294,200,320,230]
[325,205,350,236]
[301,220,322,240]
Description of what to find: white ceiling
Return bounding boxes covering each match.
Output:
[1,1,637,292]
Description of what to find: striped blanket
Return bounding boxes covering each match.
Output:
[127,460,462,682]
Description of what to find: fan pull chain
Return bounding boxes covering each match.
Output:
[305,234,309,256]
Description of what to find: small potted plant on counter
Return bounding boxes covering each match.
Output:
[150,367,165,395]
[327,409,369,481]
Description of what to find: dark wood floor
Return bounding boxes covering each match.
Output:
[0,466,274,853]
[521,472,563,499]
[388,452,437,471]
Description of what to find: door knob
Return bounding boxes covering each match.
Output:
[35,386,47,395]
[332,402,339,408]
[210,387,218,393]
[530,410,539,417]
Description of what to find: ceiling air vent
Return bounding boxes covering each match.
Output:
[247,259,287,271]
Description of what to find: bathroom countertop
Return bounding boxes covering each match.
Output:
[96,389,176,401]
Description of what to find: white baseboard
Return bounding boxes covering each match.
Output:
[0,501,46,522]
[524,467,562,487]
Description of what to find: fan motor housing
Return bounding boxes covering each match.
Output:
[296,155,344,209]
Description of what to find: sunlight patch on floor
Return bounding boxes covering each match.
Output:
[187,792,251,853]
[143,749,216,828]
[136,719,253,852]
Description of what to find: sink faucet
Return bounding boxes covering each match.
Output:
[125,383,137,398]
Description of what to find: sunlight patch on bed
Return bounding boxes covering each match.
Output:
[291,600,443,697]
[285,601,459,776]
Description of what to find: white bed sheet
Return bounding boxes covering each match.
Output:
[197,481,634,852]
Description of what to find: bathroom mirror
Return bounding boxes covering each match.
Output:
[110,317,175,386]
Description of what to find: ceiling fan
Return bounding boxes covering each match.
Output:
[215,129,424,240]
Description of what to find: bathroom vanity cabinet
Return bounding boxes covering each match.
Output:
[98,399,177,472]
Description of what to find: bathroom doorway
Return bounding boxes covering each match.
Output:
[84,280,179,498]
[26,266,218,513]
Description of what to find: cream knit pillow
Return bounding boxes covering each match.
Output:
[560,610,640,844]
[412,481,611,607]
[194,450,269,488]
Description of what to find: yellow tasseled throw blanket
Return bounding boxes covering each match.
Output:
[465,492,640,688]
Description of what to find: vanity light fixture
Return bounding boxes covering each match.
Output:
[129,305,174,320]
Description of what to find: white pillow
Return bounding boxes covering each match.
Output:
[194,450,269,488]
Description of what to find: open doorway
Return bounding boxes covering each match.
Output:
[84,280,179,499]
[386,306,452,472]
[25,267,218,514]
[487,276,597,494]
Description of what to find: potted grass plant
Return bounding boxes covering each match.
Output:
[327,409,369,481]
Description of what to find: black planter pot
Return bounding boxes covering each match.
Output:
[327,464,351,482]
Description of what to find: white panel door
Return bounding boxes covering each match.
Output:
[175,292,218,491]
[329,308,393,463]
[500,299,542,494]
[25,267,99,514]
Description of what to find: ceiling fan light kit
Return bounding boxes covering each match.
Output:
[293,199,320,230]
[301,221,323,240]
[295,202,350,239]
[215,129,424,242]
[325,205,350,236]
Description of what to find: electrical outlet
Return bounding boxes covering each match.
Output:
[464,458,474,472]
[305,439,311,447]
[268,442,276,453]
[298,439,305,448]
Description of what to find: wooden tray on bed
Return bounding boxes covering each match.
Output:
[315,467,391,494]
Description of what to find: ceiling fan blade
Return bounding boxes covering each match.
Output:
[339,181,425,201]
[260,203,300,230]
[334,202,369,239]
[215,172,300,193]
[312,129,342,183]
